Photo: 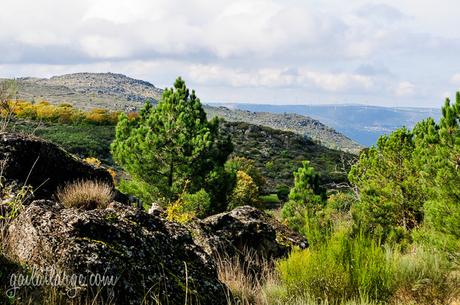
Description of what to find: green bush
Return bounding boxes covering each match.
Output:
[412,227,460,262]
[166,189,211,223]
[327,192,356,212]
[178,188,211,219]
[277,230,398,303]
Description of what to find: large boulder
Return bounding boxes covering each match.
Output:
[192,206,307,260]
[4,200,227,305]
[0,132,113,199]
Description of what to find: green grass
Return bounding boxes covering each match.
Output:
[259,194,281,210]
[260,194,280,204]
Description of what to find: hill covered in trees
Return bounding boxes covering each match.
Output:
[8,117,351,195]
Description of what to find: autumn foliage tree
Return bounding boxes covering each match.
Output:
[227,170,260,210]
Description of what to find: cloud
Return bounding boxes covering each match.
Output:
[0,0,459,106]
[0,0,421,63]
[395,81,416,97]
[355,3,407,22]
[189,64,374,93]
[355,64,391,76]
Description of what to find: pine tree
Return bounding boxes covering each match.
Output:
[348,128,425,240]
[281,161,324,232]
[416,95,460,238]
[111,77,232,210]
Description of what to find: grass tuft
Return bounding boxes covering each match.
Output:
[56,180,114,210]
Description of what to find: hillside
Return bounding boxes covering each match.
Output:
[8,119,353,194]
[10,73,362,153]
[206,106,361,153]
[220,121,353,192]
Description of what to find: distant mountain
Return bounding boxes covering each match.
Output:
[213,103,441,146]
[11,73,361,153]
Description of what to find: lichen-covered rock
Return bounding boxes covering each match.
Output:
[0,132,113,199]
[5,200,227,305]
[192,206,307,260]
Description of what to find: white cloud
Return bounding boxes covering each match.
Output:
[189,65,374,93]
[299,70,374,92]
[395,81,416,97]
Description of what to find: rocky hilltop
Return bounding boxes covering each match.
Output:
[12,73,362,153]
[16,73,162,111]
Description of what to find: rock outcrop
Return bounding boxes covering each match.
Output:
[0,132,113,198]
[192,206,307,260]
[4,200,227,305]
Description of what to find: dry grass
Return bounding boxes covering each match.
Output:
[216,250,277,305]
[56,180,114,210]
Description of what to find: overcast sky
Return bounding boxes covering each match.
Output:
[1,0,460,107]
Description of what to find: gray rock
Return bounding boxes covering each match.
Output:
[191,205,307,260]
[5,200,227,305]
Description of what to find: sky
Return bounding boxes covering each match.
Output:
[1,0,460,107]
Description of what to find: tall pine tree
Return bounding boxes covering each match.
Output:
[111,77,232,210]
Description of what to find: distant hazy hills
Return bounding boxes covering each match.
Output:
[216,104,441,146]
[11,73,362,153]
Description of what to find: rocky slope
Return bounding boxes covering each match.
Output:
[6,199,228,305]
[223,103,441,146]
[11,73,361,153]
[16,73,162,111]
